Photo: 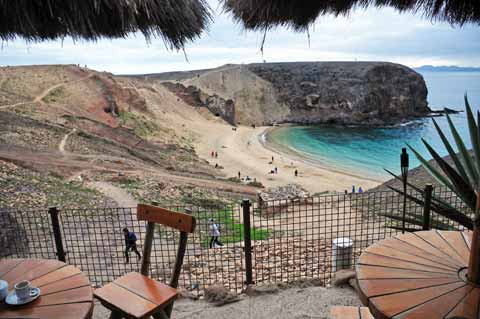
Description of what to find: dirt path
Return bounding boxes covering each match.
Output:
[88,181,138,207]
[0,73,5,89]
[0,74,93,110]
[59,128,77,154]
[93,286,360,319]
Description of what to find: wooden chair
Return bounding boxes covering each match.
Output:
[94,204,196,319]
[330,306,373,319]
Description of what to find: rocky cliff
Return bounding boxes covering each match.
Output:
[168,62,428,126]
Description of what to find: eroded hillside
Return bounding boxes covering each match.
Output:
[0,65,257,208]
[161,62,429,126]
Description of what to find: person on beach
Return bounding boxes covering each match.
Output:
[215,151,218,158]
[123,227,141,264]
[274,167,278,174]
[358,187,363,193]
[211,150,214,157]
[238,171,241,179]
[272,156,274,162]
[208,219,223,248]
[352,185,356,193]
[295,169,298,177]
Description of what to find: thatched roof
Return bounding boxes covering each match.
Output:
[222,0,480,31]
[0,0,212,50]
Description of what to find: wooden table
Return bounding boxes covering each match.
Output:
[0,259,93,319]
[356,230,479,319]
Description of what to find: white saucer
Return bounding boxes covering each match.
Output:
[5,288,41,306]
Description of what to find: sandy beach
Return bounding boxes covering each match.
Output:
[149,85,384,194]
[192,121,384,194]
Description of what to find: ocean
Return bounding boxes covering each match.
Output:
[266,71,480,181]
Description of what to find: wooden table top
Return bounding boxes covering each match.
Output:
[0,259,93,319]
[356,230,479,319]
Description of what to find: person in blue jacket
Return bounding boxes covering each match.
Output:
[123,227,141,264]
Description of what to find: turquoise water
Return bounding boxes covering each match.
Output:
[267,71,480,181]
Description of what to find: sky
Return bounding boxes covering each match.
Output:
[0,1,479,74]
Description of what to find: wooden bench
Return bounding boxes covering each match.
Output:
[330,306,374,319]
[94,204,196,319]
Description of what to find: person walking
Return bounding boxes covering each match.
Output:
[294,169,298,177]
[215,151,218,158]
[274,167,278,174]
[123,227,141,264]
[238,171,241,179]
[208,219,223,248]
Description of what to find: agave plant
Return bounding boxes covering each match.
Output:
[386,95,480,284]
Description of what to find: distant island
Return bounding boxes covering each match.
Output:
[415,65,480,72]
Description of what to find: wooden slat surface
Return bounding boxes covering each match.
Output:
[447,287,480,318]
[357,230,479,319]
[379,237,462,269]
[358,277,462,300]
[93,272,178,318]
[113,272,176,307]
[358,253,457,274]
[137,204,196,233]
[392,285,473,319]
[0,259,93,319]
[415,231,468,264]
[364,244,459,272]
[94,280,158,318]
[330,306,374,319]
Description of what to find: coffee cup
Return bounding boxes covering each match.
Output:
[14,280,34,300]
[0,280,7,301]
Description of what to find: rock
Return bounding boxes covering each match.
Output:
[332,269,356,287]
[181,62,428,126]
[348,277,359,292]
[203,95,236,125]
[176,287,199,300]
[204,284,241,306]
[257,184,310,215]
[162,82,236,125]
[0,210,28,257]
[244,284,279,296]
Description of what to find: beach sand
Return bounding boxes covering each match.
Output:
[192,122,383,194]
[150,85,383,194]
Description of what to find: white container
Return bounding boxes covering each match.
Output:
[332,237,353,272]
[0,280,8,301]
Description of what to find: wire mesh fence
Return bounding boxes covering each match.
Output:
[0,186,471,295]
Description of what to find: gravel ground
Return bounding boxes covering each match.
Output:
[93,285,360,319]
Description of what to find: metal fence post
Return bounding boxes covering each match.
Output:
[242,199,254,285]
[422,184,433,230]
[49,207,66,262]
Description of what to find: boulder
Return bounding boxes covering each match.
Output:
[182,62,429,126]
[204,284,241,306]
[0,210,28,257]
[332,269,356,287]
[244,284,279,296]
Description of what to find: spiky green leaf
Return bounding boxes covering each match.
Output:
[432,117,469,182]
[446,112,479,186]
[384,168,464,213]
[422,138,476,210]
[388,186,473,229]
[407,144,455,191]
[465,95,480,182]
